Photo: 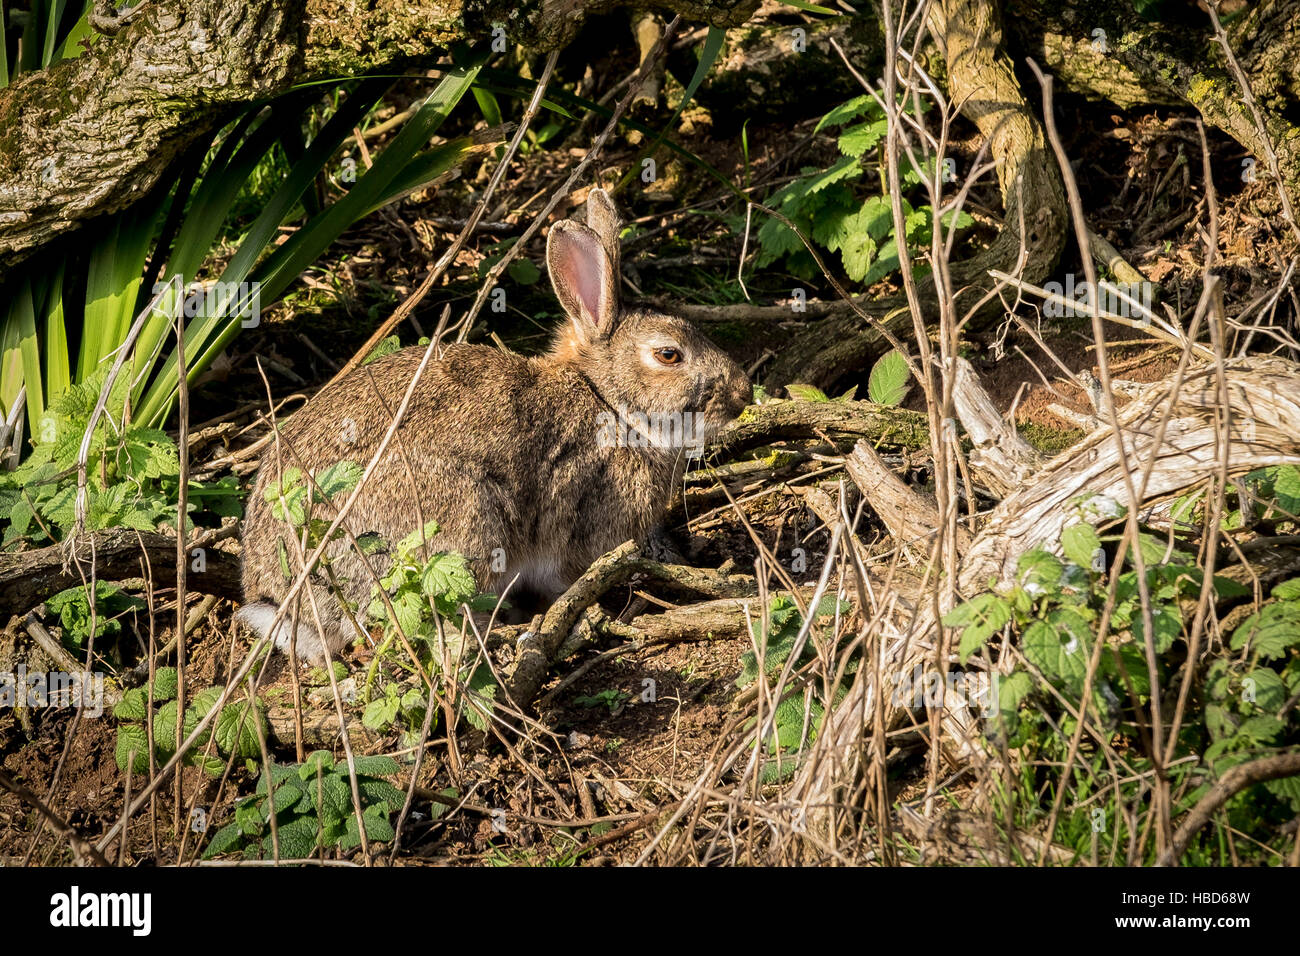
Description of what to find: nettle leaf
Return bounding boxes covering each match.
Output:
[215,699,268,758]
[396,520,442,553]
[1061,523,1102,569]
[867,350,910,406]
[266,468,307,526]
[1024,616,1089,693]
[1271,464,1300,516]
[1017,549,1065,598]
[945,593,1012,664]
[1271,577,1300,601]
[815,94,880,132]
[786,384,829,402]
[151,667,178,702]
[1265,774,1300,812]
[837,118,887,158]
[1241,667,1287,712]
[803,156,863,196]
[1230,601,1300,660]
[118,428,180,480]
[115,724,150,774]
[314,460,362,501]
[1132,602,1183,654]
[1106,642,1151,699]
[988,670,1034,739]
[1136,532,1193,566]
[113,688,149,722]
[840,230,877,283]
[362,694,400,731]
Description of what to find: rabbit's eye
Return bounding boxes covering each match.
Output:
[654,347,683,366]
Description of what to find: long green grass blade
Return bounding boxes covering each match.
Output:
[79,196,164,383]
[53,3,92,63]
[18,0,44,72]
[41,0,65,67]
[133,80,395,425]
[39,263,71,412]
[11,279,44,434]
[148,68,479,425]
[0,302,24,425]
[1,0,11,88]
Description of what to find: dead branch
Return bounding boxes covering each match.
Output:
[0,526,242,618]
[710,399,929,460]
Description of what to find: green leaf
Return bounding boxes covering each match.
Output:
[1024,617,1088,693]
[786,384,829,402]
[1017,549,1065,598]
[115,724,150,774]
[1271,578,1300,601]
[945,593,1012,664]
[113,688,149,722]
[421,551,476,603]
[215,699,268,758]
[1230,601,1300,660]
[314,460,362,501]
[151,667,178,701]
[815,95,879,132]
[837,118,887,158]
[867,350,910,406]
[1061,523,1102,569]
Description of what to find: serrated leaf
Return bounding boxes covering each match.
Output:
[1230,602,1300,659]
[113,688,148,721]
[786,384,829,402]
[115,724,150,774]
[215,699,267,758]
[1017,549,1065,598]
[945,593,1012,664]
[150,667,178,701]
[1024,617,1088,693]
[1061,523,1102,569]
[867,350,910,406]
[1271,577,1300,601]
[314,460,362,501]
[837,118,887,158]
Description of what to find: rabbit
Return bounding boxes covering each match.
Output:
[235,188,752,664]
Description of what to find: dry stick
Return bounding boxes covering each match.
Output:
[1027,56,1173,861]
[1157,752,1300,866]
[881,0,965,819]
[0,768,110,866]
[1207,3,1300,244]
[1163,122,1227,771]
[172,309,189,842]
[328,50,561,385]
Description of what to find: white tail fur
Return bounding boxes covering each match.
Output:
[233,601,332,664]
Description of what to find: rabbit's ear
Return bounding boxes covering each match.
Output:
[586,188,622,275]
[547,221,619,341]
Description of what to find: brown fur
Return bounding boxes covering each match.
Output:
[236,189,751,661]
